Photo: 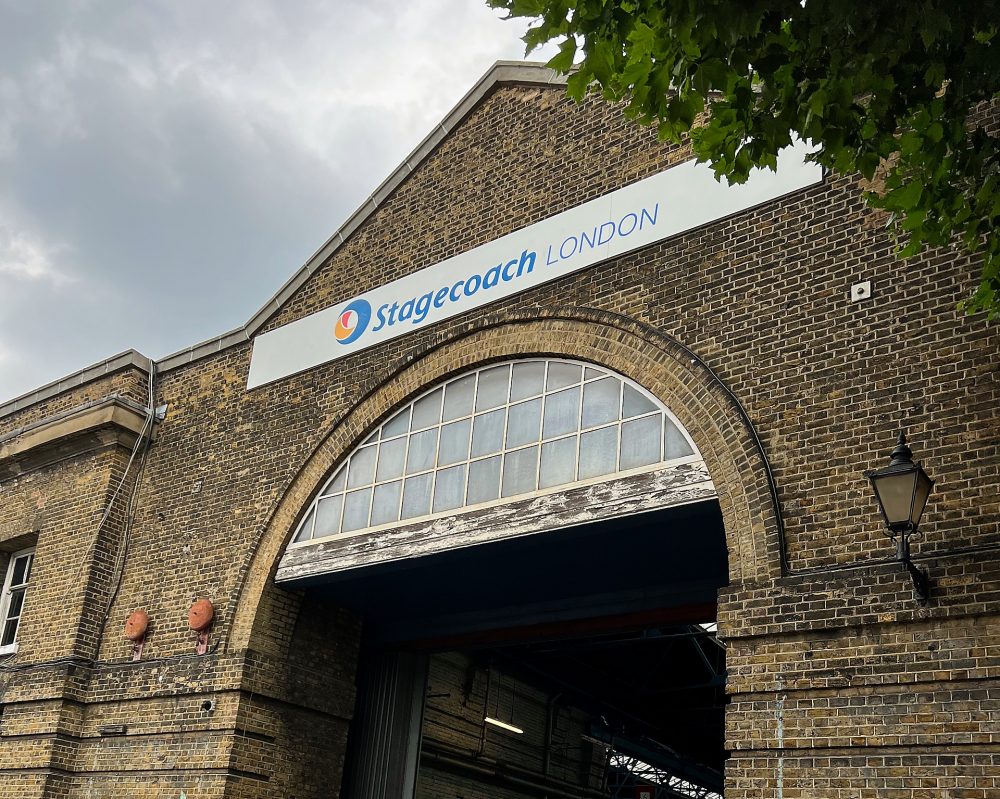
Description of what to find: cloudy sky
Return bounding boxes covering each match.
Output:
[0,1,558,403]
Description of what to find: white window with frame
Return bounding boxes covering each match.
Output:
[290,358,700,546]
[0,548,34,654]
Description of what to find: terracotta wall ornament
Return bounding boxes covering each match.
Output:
[188,598,214,655]
[123,609,149,661]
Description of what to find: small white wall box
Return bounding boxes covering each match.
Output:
[851,280,872,301]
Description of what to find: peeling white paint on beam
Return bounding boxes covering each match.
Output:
[277,461,715,583]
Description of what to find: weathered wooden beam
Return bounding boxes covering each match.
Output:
[277,461,715,584]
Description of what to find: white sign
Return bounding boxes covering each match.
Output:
[247,143,822,388]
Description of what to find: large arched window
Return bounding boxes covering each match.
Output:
[291,359,699,545]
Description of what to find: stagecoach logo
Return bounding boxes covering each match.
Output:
[247,141,822,389]
[334,299,372,345]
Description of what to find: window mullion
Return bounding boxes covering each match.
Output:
[289,358,700,545]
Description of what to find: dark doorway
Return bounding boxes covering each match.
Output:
[327,500,728,798]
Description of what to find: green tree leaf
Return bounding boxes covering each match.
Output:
[491,0,1000,322]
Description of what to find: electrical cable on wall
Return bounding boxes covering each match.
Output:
[101,360,157,628]
[68,365,157,598]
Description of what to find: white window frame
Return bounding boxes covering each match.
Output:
[288,358,702,549]
[0,547,34,655]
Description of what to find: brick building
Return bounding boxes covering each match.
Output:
[1,62,997,798]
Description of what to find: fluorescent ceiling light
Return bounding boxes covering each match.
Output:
[485,717,523,734]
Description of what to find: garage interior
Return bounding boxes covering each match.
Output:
[311,498,729,798]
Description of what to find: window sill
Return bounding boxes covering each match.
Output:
[0,643,19,656]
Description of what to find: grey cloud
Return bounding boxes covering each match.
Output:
[0,1,553,402]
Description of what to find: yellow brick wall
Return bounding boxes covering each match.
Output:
[0,79,997,798]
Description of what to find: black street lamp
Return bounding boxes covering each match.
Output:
[864,432,934,601]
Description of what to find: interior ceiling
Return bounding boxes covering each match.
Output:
[313,499,728,647]
[488,623,727,776]
[311,499,729,777]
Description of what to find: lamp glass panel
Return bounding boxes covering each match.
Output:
[910,470,933,526]
[873,469,918,526]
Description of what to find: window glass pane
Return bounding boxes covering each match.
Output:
[371,481,403,527]
[471,409,505,457]
[443,375,476,421]
[582,378,620,428]
[376,438,406,482]
[342,488,373,532]
[502,446,539,497]
[546,362,581,391]
[579,425,618,479]
[623,385,657,418]
[542,386,580,440]
[347,446,377,489]
[323,466,347,495]
[506,398,542,448]
[1,618,16,647]
[467,456,501,505]
[6,590,25,619]
[540,436,577,489]
[438,419,471,466]
[293,506,316,543]
[406,429,438,474]
[362,431,378,445]
[664,419,695,459]
[11,555,31,587]
[411,388,443,431]
[401,474,433,519]
[313,495,344,538]
[510,362,545,401]
[433,464,467,513]
[475,365,510,411]
[621,415,662,470]
[382,408,410,439]
[286,361,697,543]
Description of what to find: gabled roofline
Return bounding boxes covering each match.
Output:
[0,61,566,420]
[158,61,565,374]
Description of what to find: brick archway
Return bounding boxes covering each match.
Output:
[228,308,783,651]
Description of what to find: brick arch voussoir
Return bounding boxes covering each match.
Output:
[229,308,781,651]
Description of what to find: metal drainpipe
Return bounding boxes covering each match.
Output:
[478,665,493,756]
[543,692,562,777]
